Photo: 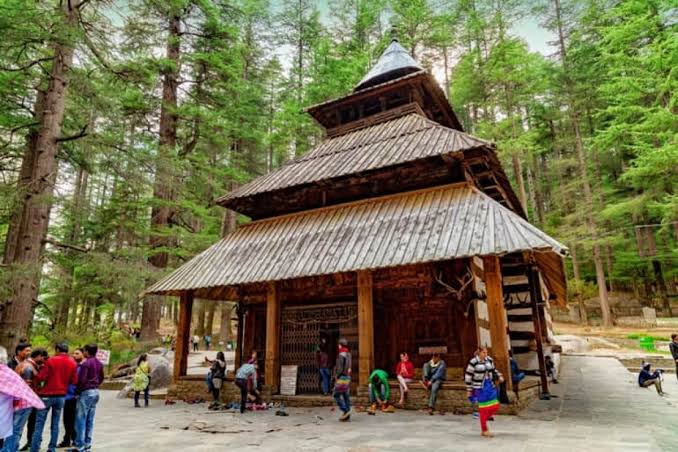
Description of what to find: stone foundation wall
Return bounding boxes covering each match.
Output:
[356,381,538,415]
[168,376,539,415]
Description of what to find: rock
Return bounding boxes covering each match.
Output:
[116,352,172,399]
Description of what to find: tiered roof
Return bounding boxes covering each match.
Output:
[143,39,567,304]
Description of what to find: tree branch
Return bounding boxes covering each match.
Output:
[0,57,53,72]
[43,238,89,253]
[56,123,88,143]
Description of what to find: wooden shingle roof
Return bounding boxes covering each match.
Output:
[218,111,489,207]
[147,183,566,301]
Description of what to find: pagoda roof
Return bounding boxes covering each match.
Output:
[145,183,567,304]
[354,39,423,91]
[218,109,489,210]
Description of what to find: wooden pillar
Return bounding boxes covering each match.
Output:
[265,282,280,392]
[527,263,550,398]
[235,302,245,370]
[173,291,194,381]
[483,256,512,391]
[357,270,374,386]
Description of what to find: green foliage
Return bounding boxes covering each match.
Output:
[0,0,675,339]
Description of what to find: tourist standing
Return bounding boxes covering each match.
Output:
[671,334,678,380]
[395,352,414,407]
[234,362,258,414]
[13,349,47,452]
[59,348,84,448]
[204,334,212,351]
[465,347,503,437]
[421,352,446,415]
[31,343,78,452]
[544,356,558,383]
[332,338,352,422]
[208,352,226,408]
[316,340,330,395]
[0,346,45,452]
[73,343,104,452]
[192,335,200,352]
[8,343,31,372]
[132,354,151,408]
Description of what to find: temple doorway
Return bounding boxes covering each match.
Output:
[281,302,357,394]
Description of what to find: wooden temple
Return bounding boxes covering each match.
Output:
[144,40,567,403]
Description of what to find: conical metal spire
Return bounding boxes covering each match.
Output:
[354,39,424,91]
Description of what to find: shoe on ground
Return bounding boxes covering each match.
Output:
[382,404,395,413]
[20,444,30,451]
[339,410,351,421]
[427,407,434,415]
[58,440,71,448]
[481,431,494,438]
[472,412,479,419]
[489,416,495,421]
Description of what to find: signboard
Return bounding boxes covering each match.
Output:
[418,346,448,355]
[280,365,298,396]
[96,349,110,365]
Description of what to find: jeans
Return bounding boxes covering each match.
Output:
[75,389,100,451]
[235,378,248,413]
[31,396,65,452]
[319,368,331,394]
[368,383,387,404]
[62,398,77,444]
[397,375,412,399]
[333,391,351,414]
[427,380,442,408]
[1,407,31,452]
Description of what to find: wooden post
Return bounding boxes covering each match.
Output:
[173,291,194,381]
[265,282,280,392]
[235,302,245,370]
[483,256,512,391]
[527,263,550,398]
[357,270,374,386]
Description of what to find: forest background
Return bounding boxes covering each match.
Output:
[0,0,675,357]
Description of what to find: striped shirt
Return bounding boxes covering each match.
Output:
[464,356,501,389]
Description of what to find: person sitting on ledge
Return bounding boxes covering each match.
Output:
[367,369,393,414]
[421,352,446,415]
[638,362,665,396]
[509,351,525,395]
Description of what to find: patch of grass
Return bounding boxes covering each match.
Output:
[625,333,670,341]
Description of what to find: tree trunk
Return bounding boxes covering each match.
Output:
[194,300,206,337]
[140,12,181,342]
[532,153,545,226]
[205,301,216,337]
[56,165,88,330]
[219,302,233,345]
[0,2,80,351]
[553,0,611,327]
[570,243,581,281]
[511,154,528,214]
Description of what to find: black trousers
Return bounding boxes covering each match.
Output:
[134,387,150,406]
[235,378,248,413]
[62,398,77,443]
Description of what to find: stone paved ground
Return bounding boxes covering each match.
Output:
[31,355,678,451]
